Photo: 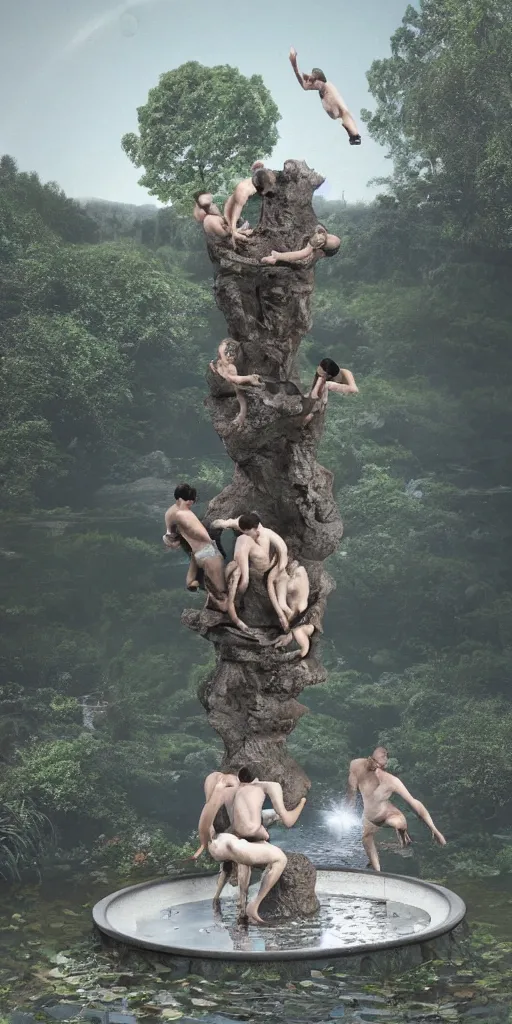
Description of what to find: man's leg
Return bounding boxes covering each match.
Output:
[362,818,381,871]
[293,623,314,658]
[246,849,287,924]
[213,862,231,903]
[335,97,360,142]
[203,555,229,612]
[233,389,248,429]
[237,863,251,921]
[186,555,200,591]
[226,562,251,631]
[385,809,412,849]
[275,572,293,619]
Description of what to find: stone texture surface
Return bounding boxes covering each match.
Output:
[183,160,343,915]
[259,852,321,920]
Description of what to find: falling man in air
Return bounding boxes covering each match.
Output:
[289,47,361,146]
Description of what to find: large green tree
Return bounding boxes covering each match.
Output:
[362,0,512,248]
[121,61,280,206]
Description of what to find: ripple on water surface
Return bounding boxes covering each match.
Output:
[134,891,431,954]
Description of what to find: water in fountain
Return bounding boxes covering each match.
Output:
[270,800,365,868]
[321,800,362,839]
[133,888,430,954]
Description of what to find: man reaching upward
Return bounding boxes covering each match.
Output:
[346,747,446,872]
[289,48,361,145]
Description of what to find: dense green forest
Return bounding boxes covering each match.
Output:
[1,0,512,883]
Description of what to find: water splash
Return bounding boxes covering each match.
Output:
[321,800,362,839]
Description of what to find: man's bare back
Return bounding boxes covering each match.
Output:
[232,771,306,837]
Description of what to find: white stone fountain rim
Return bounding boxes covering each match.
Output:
[92,866,466,961]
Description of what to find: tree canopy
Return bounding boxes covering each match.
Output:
[121,61,281,206]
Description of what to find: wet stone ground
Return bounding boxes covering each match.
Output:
[2,877,512,1024]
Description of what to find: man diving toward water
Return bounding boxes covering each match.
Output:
[346,746,447,871]
[289,47,361,145]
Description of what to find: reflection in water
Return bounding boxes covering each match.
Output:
[135,889,430,953]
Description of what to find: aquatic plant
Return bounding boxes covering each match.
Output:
[0,798,50,881]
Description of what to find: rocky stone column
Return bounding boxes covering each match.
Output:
[182,160,343,918]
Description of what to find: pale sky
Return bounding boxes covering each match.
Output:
[0,0,408,206]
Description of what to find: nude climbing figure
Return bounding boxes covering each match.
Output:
[163,483,229,613]
[208,832,288,924]
[200,766,306,922]
[223,164,277,241]
[267,558,314,658]
[261,224,341,266]
[213,513,288,580]
[346,746,447,872]
[210,339,264,429]
[211,513,288,632]
[303,357,358,424]
[289,47,361,145]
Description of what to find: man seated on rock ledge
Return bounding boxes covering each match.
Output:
[267,557,314,658]
[197,767,307,923]
[163,483,229,613]
[213,513,288,581]
[193,191,254,241]
[346,746,447,872]
[261,224,341,266]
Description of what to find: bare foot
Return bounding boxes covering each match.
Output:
[433,830,447,846]
[246,901,264,925]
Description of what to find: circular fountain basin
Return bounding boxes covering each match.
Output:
[93,867,465,961]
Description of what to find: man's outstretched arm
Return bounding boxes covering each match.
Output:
[261,244,314,265]
[346,763,359,807]
[327,369,359,395]
[262,781,306,827]
[267,528,288,572]
[289,47,306,88]
[391,777,446,845]
[212,517,241,531]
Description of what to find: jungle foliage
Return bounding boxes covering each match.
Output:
[1,3,512,877]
